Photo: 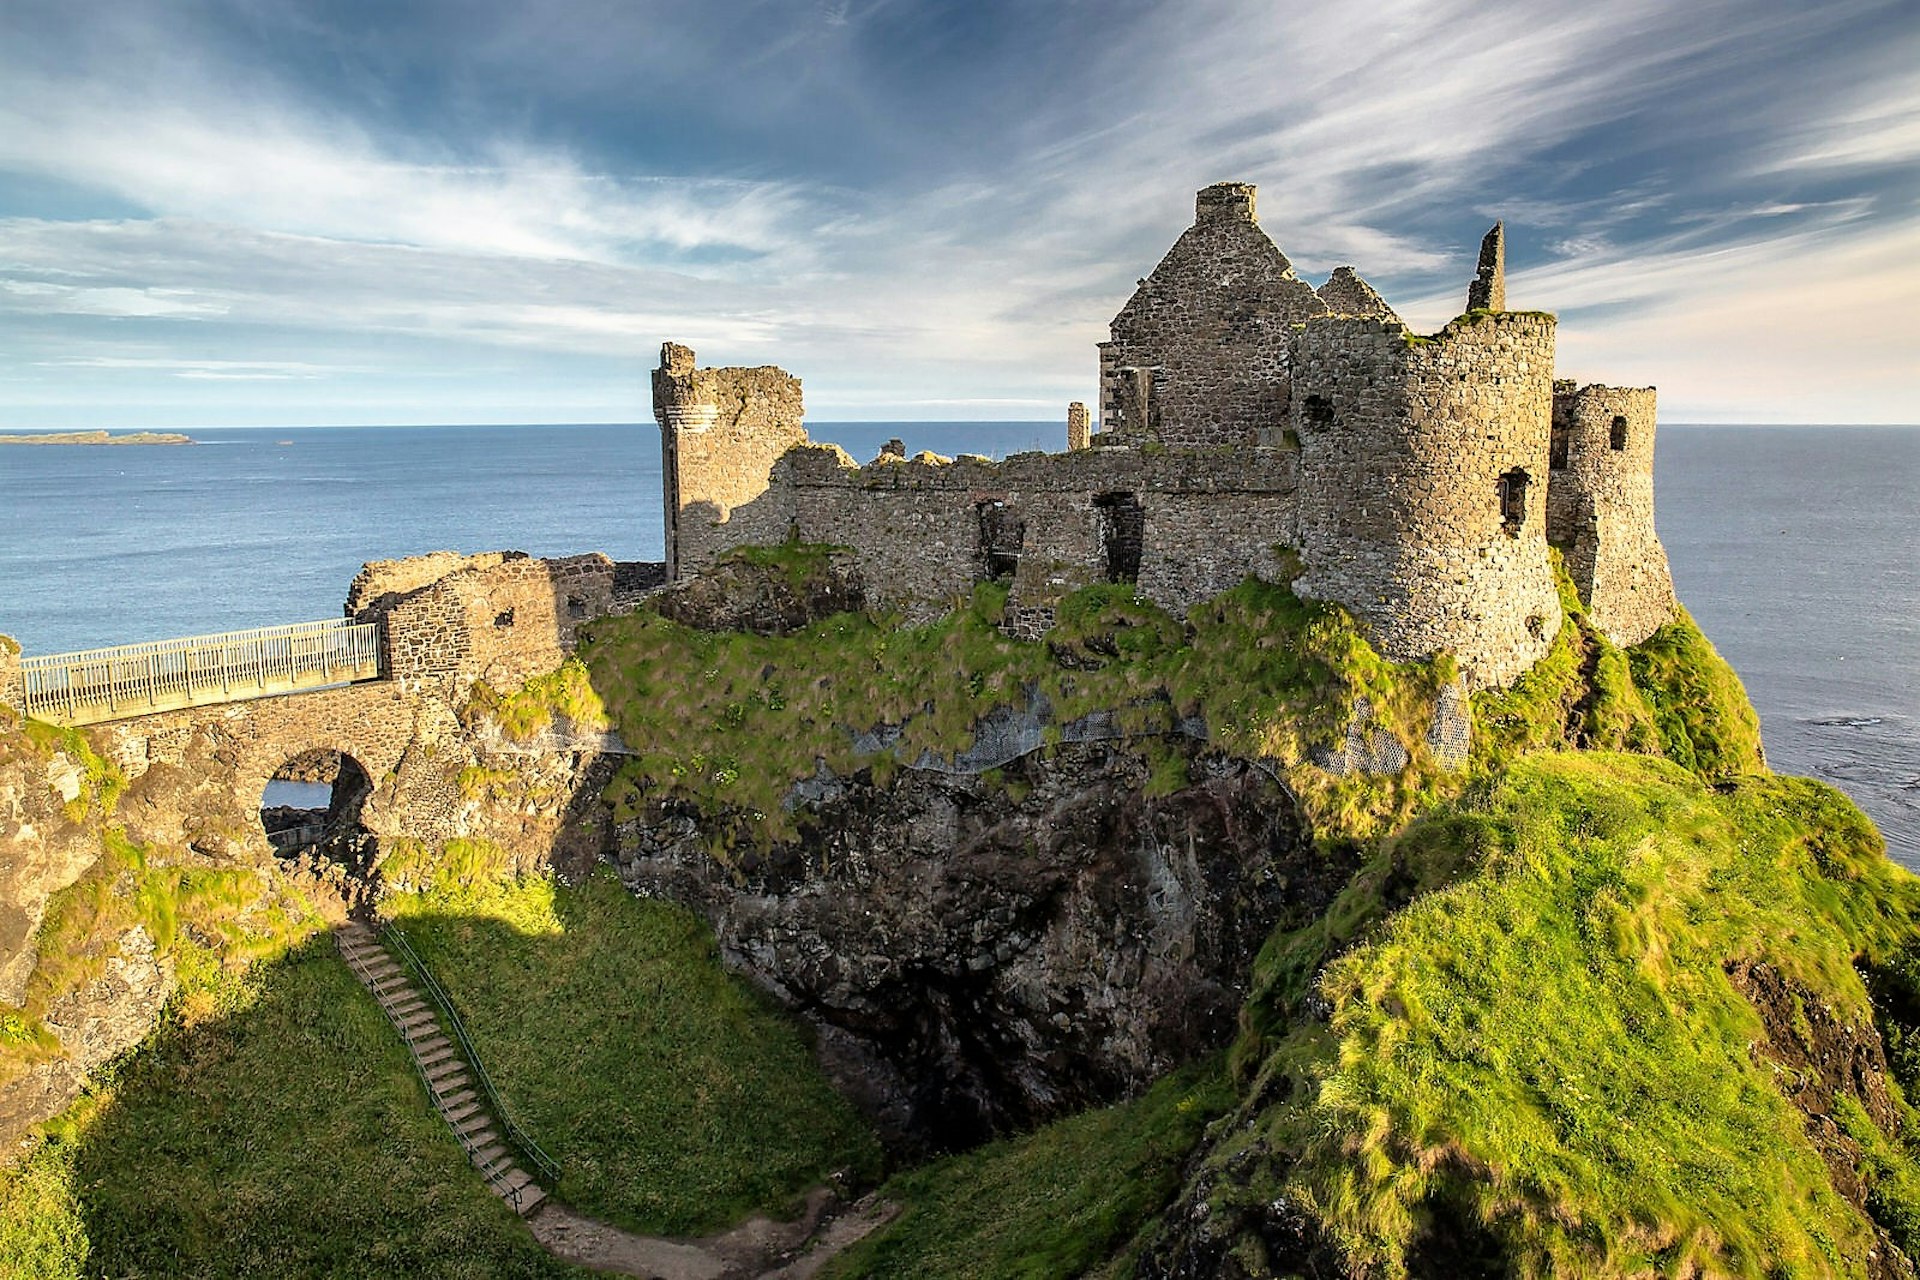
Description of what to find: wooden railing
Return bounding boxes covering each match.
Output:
[19,619,383,725]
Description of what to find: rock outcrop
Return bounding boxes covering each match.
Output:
[613,738,1343,1152]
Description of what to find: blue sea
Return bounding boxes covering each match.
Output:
[1,422,1914,865]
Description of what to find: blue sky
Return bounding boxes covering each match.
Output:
[0,0,1915,427]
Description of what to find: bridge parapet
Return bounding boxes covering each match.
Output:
[18,619,382,726]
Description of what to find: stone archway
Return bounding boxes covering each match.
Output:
[260,748,377,877]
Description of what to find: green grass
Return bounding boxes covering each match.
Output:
[1204,755,1920,1279]
[828,1064,1235,1280]
[382,868,882,1235]
[483,560,1462,865]
[1626,607,1767,779]
[0,939,579,1278]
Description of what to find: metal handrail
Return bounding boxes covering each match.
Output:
[385,925,563,1187]
[18,618,382,724]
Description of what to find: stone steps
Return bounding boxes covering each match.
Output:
[335,924,551,1218]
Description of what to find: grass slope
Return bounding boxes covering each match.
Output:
[0,939,576,1279]
[1212,757,1920,1278]
[828,1065,1234,1280]
[382,869,882,1235]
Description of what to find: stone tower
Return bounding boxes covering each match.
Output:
[1546,382,1676,645]
[652,343,808,581]
[1097,183,1327,448]
[1289,311,1565,689]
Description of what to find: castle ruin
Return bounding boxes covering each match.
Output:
[653,182,1676,689]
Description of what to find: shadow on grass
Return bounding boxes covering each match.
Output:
[62,933,576,1278]
[384,869,883,1238]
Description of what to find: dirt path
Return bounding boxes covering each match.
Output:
[525,1185,899,1279]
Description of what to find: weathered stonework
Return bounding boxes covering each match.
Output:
[1316,266,1400,321]
[1549,381,1677,646]
[349,550,614,690]
[1468,221,1507,312]
[1290,311,1563,688]
[1067,401,1091,451]
[1098,182,1327,448]
[0,635,19,713]
[649,183,1670,691]
[653,341,808,580]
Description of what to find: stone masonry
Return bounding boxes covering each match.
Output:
[1098,182,1329,448]
[652,182,1676,690]
[1548,381,1676,646]
[348,550,614,690]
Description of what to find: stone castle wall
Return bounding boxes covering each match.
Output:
[654,341,807,579]
[645,182,1674,692]
[1290,312,1564,688]
[1098,183,1327,449]
[774,444,1298,629]
[350,551,614,690]
[1548,382,1675,646]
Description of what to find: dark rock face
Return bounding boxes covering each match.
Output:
[1733,960,1917,1280]
[612,740,1345,1152]
[651,551,865,637]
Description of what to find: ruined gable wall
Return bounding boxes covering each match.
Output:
[653,343,807,580]
[1099,184,1328,449]
[779,444,1299,629]
[1291,313,1563,689]
[1548,383,1674,646]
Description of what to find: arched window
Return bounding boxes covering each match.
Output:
[1610,415,1628,451]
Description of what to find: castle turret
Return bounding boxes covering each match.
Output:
[1097,182,1327,449]
[652,342,807,580]
[1289,311,1563,689]
[1547,382,1675,645]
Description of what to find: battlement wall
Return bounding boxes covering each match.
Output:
[1290,311,1563,688]
[1548,382,1674,645]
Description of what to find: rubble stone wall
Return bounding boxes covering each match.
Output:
[352,551,614,690]
[1290,312,1565,689]
[1548,382,1675,646]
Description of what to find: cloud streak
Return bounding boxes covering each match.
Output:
[0,0,1915,425]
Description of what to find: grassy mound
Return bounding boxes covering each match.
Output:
[0,939,576,1279]
[381,869,882,1235]
[1190,756,1920,1278]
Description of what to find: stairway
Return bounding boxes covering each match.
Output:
[336,921,549,1217]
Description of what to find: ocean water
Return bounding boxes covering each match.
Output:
[1,421,1914,863]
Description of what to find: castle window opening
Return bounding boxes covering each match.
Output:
[976,500,1023,581]
[1301,394,1335,433]
[494,608,515,629]
[567,594,588,619]
[1093,491,1145,583]
[1610,416,1629,451]
[1550,421,1570,470]
[1497,468,1530,536]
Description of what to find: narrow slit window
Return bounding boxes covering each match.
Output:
[1497,468,1530,535]
[1610,415,1628,451]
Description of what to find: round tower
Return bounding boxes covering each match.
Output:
[1546,382,1675,646]
[1289,312,1564,689]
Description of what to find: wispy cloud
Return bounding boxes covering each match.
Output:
[0,0,1914,424]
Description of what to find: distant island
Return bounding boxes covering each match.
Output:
[0,430,193,445]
